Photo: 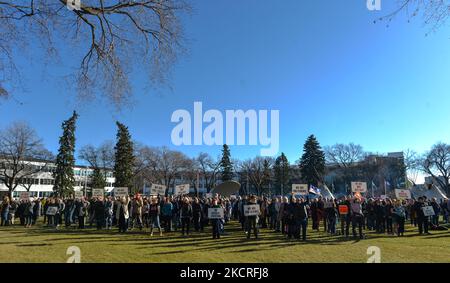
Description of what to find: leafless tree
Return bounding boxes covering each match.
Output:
[377,0,450,35]
[196,152,220,193]
[403,148,421,186]
[324,143,365,168]
[421,142,450,196]
[0,0,190,108]
[78,140,114,173]
[240,156,274,196]
[0,121,53,197]
[137,146,190,190]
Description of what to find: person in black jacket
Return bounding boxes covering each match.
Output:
[295,198,309,241]
[93,198,105,230]
[413,197,430,235]
[180,197,193,236]
[246,195,260,239]
[374,199,386,234]
[192,197,203,232]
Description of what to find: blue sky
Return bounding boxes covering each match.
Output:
[1,0,450,164]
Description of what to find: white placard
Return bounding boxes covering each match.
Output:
[114,187,128,197]
[74,191,83,198]
[292,184,309,195]
[244,204,260,216]
[46,206,58,216]
[92,188,105,198]
[422,206,435,217]
[175,184,190,196]
[151,184,167,196]
[230,195,237,199]
[19,192,30,200]
[205,193,213,198]
[351,182,367,193]
[395,189,412,200]
[208,208,224,219]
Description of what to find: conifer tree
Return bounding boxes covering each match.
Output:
[114,122,134,189]
[53,111,78,197]
[299,135,325,187]
[220,144,233,182]
[274,152,290,195]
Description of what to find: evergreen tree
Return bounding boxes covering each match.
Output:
[274,152,290,195]
[53,111,78,197]
[220,144,233,182]
[299,135,325,187]
[262,159,272,195]
[114,122,134,189]
[91,167,107,189]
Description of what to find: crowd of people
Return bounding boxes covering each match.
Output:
[0,193,449,241]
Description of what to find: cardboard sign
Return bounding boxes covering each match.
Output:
[114,187,128,197]
[46,207,58,216]
[422,206,435,217]
[74,191,83,198]
[92,188,105,198]
[244,204,260,216]
[208,208,224,219]
[151,184,166,196]
[19,192,30,200]
[324,201,334,209]
[351,182,367,193]
[175,184,190,196]
[395,189,411,200]
[338,205,348,215]
[292,184,309,195]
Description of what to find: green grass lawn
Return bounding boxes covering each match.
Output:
[0,220,449,263]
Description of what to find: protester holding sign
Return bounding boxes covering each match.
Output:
[245,195,260,239]
[413,197,430,235]
[209,198,224,239]
[392,200,406,236]
[350,198,364,239]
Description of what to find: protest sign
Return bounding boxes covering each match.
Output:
[395,189,412,200]
[205,193,213,198]
[46,207,58,216]
[114,187,128,197]
[380,195,387,200]
[208,208,224,219]
[351,182,367,193]
[422,206,435,217]
[175,184,190,196]
[74,191,83,198]
[92,188,105,198]
[244,204,260,216]
[338,205,348,215]
[292,184,309,195]
[151,184,167,196]
[19,192,30,200]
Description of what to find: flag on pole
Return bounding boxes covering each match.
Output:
[309,185,321,196]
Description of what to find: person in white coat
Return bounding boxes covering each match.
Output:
[117,195,130,233]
